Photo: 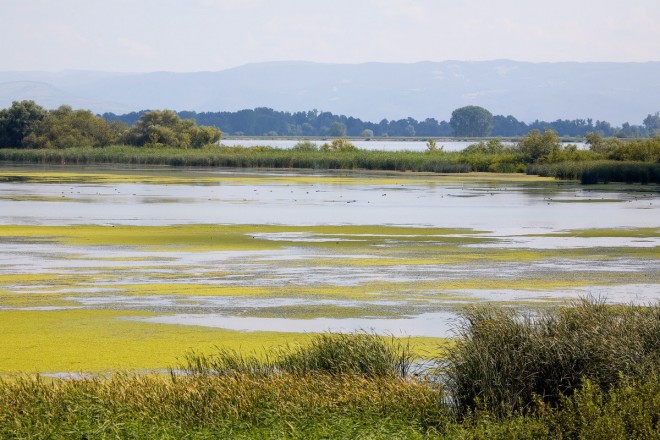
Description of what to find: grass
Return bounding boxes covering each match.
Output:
[180,332,415,378]
[0,371,451,439]
[0,307,447,374]
[0,303,658,439]
[1,141,658,184]
[0,144,535,176]
[0,145,475,172]
[441,298,660,416]
[529,161,660,184]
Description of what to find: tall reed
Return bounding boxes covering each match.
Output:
[179,332,415,378]
[441,298,660,416]
[529,161,660,184]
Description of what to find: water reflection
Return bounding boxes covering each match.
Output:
[135,312,458,338]
[0,170,657,234]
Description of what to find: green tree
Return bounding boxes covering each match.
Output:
[124,110,221,148]
[404,124,416,137]
[0,100,48,148]
[449,106,493,137]
[643,112,660,136]
[320,138,356,151]
[328,122,347,137]
[23,106,117,149]
[517,129,561,163]
[360,129,374,138]
[426,138,443,152]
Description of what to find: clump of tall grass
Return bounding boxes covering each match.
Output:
[455,373,660,440]
[279,332,415,377]
[442,298,660,416]
[529,161,660,184]
[0,371,449,439]
[179,332,415,378]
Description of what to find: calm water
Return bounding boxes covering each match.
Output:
[221,139,586,152]
[1,166,658,338]
[1,170,655,234]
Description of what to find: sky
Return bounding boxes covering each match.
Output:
[1,0,659,72]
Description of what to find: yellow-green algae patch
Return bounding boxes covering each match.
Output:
[0,309,447,374]
[0,292,78,309]
[0,309,307,373]
[0,224,485,251]
[527,227,660,238]
[0,168,554,186]
[0,195,78,202]
[117,284,274,297]
[563,228,660,238]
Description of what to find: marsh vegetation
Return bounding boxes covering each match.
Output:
[1,300,658,439]
[2,101,660,184]
[0,153,657,437]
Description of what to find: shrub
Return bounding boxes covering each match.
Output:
[441,298,660,416]
[291,140,318,151]
[320,138,357,152]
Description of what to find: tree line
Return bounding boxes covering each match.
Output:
[0,101,220,149]
[103,106,660,138]
[2,100,659,150]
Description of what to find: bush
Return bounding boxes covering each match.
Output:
[442,298,660,416]
[291,140,318,151]
[516,129,561,163]
[320,138,357,152]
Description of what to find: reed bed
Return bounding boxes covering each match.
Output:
[442,298,660,416]
[180,333,415,378]
[0,144,528,174]
[529,160,660,184]
[0,303,658,438]
[0,145,473,172]
[2,145,659,183]
[0,372,448,439]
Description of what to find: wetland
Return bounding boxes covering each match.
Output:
[0,165,658,374]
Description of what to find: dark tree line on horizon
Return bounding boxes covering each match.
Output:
[102,107,660,139]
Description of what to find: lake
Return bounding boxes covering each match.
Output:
[220,139,587,152]
[0,165,658,372]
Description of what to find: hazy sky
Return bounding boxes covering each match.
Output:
[2,0,659,72]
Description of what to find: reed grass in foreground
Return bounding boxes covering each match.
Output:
[180,333,415,378]
[1,301,658,439]
[443,298,660,416]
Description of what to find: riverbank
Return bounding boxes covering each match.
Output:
[2,144,659,184]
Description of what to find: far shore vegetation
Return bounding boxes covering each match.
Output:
[1,101,659,185]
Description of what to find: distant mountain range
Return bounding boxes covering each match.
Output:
[1,60,659,125]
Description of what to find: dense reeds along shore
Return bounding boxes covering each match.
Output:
[1,300,658,439]
[1,134,659,184]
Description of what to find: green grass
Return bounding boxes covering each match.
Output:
[528,161,660,184]
[0,310,658,439]
[180,332,416,378]
[0,144,535,175]
[441,298,660,416]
